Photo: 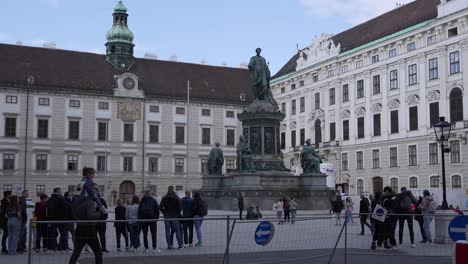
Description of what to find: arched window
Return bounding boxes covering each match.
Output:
[357,179,364,195]
[450,88,464,122]
[390,178,398,191]
[373,177,383,193]
[314,119,322,147]
[110,45,116,54]
[452,175,462,189]
[430,176,440,188]
[409,177,418,188]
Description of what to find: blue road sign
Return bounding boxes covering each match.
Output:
[448,215,468,242]
[255,221,275,246]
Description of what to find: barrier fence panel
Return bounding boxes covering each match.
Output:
[28,217,228,264]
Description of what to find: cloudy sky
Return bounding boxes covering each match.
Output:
[1,0,413,73]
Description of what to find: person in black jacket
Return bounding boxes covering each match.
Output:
[331,195,344,226]
[114,199,129,251]
[17,190,29,253]
[359,195,373,235]
[159,186,182,249]
[382,186,397,248]
[63,192,75,251]
[96,191,109,253]
[237,193,244,220]
[138,190,160,252]
[0,191,12,254]
[46,188,67,252]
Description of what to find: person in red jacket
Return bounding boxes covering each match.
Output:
[34,194,48,252]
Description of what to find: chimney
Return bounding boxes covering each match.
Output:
[16,40,22,46]
[144,52,158,60]
[200,59,206,65]
[43,41,56,49]
[221,61,227,67]
[169,54,177,62]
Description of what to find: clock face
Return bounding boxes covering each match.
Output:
[123,77,135,90]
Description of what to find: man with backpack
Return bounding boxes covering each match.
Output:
[138,190,160,253]
[0,191,11,254]
[181,190,194,247]
[395,187,417,248]
[159,186,183,249]
[46,188,68,253]
[420,190,437,244]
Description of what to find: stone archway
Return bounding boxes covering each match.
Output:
[119,181,135,201]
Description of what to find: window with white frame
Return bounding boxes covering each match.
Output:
[356,80,364,98]
[281,102,286,114]
[226,159,235,171]
[176,185,183,191]
[124,123,134,142]
[149,124,159,143]
[328,70,335,77]
[97,155,107,172]
[356,151,363,170]
[37,119,49,139]
[452,175,462,189]
[3,185,12,192]
[391,178,398,191]
[357,179,364,195]
[226,111,235,118]
[68,120,80,140]
[291,99,296,115]
[67,155,78,171]
[390,69,398,89]
[430,176,440,188]
[6,96,17,104]
[299,80,304,87]
[408,145,417,166]
[175,158,184,173]
[291,83,296,90]
[450,141,460,163]
[202,127,211,145]
[429,58,438,80]
[69,100,80,108]
[36,154,47,171]
[97,122,108,141]
[226,129,235,146]
[342,153,348,171]
[123,156,133,172]
[372,55,379,63]
[342,84,349,102]
[2,154,14,170]
[407,42,416,51]
[98,102,109,110]
[175,126,185,144]
[201,159,208,174]
[372,149,380,169]
[356,60,363,68]
[201,109,211,116]
[390,147,398,167]
[429,143,438,165]
[312,75,318,83]
[408,64,417,85]
[389,48,397,58]
[409,177,418,188]
[149,105,159,113]
[36,185,45,196]
[148,157,158,173]
[341,65,348,73]
[427,35,436,45]
[38,98,50,106]
[373,75,380,94]
[176,107,185,115]
[329,89,335,105]
[450,51,460,74]
[300,97,305,112]
[4,117,17,137]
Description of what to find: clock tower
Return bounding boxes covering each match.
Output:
[105,1,135,70]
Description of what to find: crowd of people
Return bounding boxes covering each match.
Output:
[0,167,209,263]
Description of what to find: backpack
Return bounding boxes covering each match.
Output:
[399,195,412,212]
[198,200,208,217]
[427,200,437,213]
[138,199,156,219]
[72,196,101,221]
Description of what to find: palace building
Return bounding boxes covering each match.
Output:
[0,1,251,203]
[272,0,468,205]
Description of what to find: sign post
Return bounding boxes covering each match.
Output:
[448,216,468,242]
[255,221,275,246]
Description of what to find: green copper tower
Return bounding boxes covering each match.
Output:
[105,1,135,70]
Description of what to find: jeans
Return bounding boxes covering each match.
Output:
[7,217,21,255]
[141,221,157,249]
[284,210,290,222]
[18,219,27,251]
[423,215,433,242]
[181,219,194,244]
[345,210,354,223]
[416,217,427,242]
[1,224,8,251]
[398,215,414,244]
[35,223,48,250]
[239,208,243,220]
[128,223,141,249]
[114,224,129,249]
[194,215,204,243]
[276,211,283,223]
[68,224,102,264]
[164,218,182,248]
[291,209,297,224]
[48,223,68,251]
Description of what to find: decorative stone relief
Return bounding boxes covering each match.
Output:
[296,33,341,71]
[341,110,351,119]
[329,111,336,122]
[449,81,464,91]
[426,90,440,102]
[280,123,287,132]
[370,103,382,113]
[309,109,325,124]
[113,72,144,98]
[354,107,366,117]
[289,121,297,130]
[388,99,400,110]
[406,94,420,106]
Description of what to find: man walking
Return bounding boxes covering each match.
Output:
[46,188,67,253]
[17,190,29,253]
[96,191,109,253]
[181,190,194,246]
[237,193,244,220]
[359,195,372,235]
[0,191,11,254]
[138,190,160,253]
[159,186,182,249]
[63,192,75,250]
[114,199,129,252]
[396,187,416,248]
[34,194,48,252]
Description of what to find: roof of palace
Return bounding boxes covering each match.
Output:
[0,43,253,105]
[272,0,440,79]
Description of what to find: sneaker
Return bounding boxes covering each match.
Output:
[371,242,376,250]
[103,249,110,253]
[178,246,184,249]
[391,245,399,250]
[117,248,122,252]
[195,242,202,247]
[144,249,149,253]
[131,248,137,253]
[35,249,40,253]
[188,243,193,247]
[152,248,161,253]
[43,249,47,253]
[420,240,427,244]
[125,247,131,252]
[411,244,416,248]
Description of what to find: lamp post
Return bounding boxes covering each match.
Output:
[432,116,452,210]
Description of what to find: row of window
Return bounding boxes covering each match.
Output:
[3,118,236,146]
[280,51,461,111]
[0,154,237,174]
[340,141,461,171]
[356,174,463,195]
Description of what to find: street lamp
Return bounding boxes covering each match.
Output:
[433,116,452,210]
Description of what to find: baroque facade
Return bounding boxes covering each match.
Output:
[0,1,250,204]
[272,0,468,205]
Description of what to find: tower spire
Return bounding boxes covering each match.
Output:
[105,1,135,70]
